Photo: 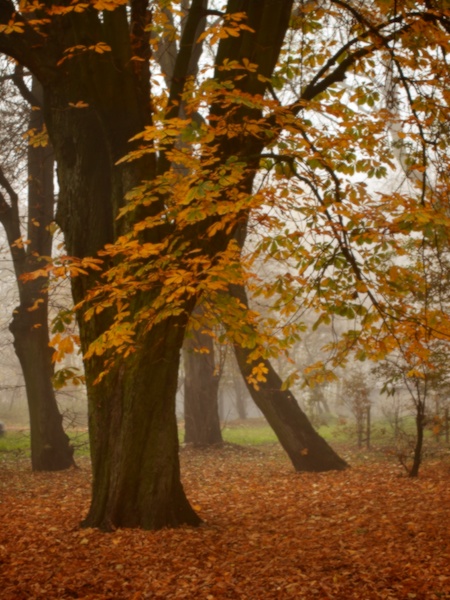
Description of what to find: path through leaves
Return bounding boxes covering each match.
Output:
[1,445,449,599]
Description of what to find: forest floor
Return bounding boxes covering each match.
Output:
[1,443,450,599]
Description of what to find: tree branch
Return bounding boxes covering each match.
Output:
[0,0,55,83]
[12,65,41,108]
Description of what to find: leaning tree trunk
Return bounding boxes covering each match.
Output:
[2,76,73,471]
[183,308,223,446]
[231,283,348,472]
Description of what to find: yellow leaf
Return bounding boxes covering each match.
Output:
[92,0,128,10]
[68,101,89,108]
[91,42,112,54]
[251,362,269,383]
[0,21,25,34]
[26,299,44,312]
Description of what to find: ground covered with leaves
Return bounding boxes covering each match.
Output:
[1,445,450,599]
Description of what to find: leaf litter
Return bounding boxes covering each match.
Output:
[0,444,449,599]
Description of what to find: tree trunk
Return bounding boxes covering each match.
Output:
[10,304,74,470]
[409,401,425,477]
[41,46,200,527]
[231,283,348,472]
[233,371,248,421]
[82,318,201,530]
[183,319,223,446]
[366,405,371,450]
[2,76,74,471]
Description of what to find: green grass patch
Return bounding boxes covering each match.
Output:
[0,429,91,460]
[221,421,278,445]
[2,418,446,464]
[0,430,31,458]
[69,430,90,457]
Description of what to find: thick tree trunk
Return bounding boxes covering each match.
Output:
[183,317,223,446]
[55,142,200,528]
[231,283,348,472]
[10,304,74,470]
[42,53,200,528]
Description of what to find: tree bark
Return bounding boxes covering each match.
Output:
[183,313,223,446]
[10,304,74,471]
[231,283,348,472]
[409,400,425,477]
[82,318,201,530]
[38,22,200,527]
[233,364,248,421]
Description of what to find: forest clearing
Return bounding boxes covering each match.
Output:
[1,441,449,600]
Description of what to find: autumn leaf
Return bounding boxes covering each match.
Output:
[1,448,450,599]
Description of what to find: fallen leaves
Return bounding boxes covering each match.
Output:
[0,445,449,599]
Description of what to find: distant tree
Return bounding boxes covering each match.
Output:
[183,306,223,446]
[341,370,371,450]
[376,358,428,476]
[375,341,450,477]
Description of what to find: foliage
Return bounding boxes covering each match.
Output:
[16,0,449,393]
[1,449,450,599]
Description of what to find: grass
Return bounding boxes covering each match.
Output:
[0,429,91,461]
[221,419,278,445]
[221,419,421,447]
[0,429,31,458]
[1,418,448,464]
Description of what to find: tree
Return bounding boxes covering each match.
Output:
[341,370,371,449]
[184,282,347,467]
[183,305,223,446]
[1,0,298,530]
[229,280,348,471]
[0,69,74,470]
[1,0,448,529]
[156,3,343,462]
[373,245,450,476]
[375,355,431,477]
